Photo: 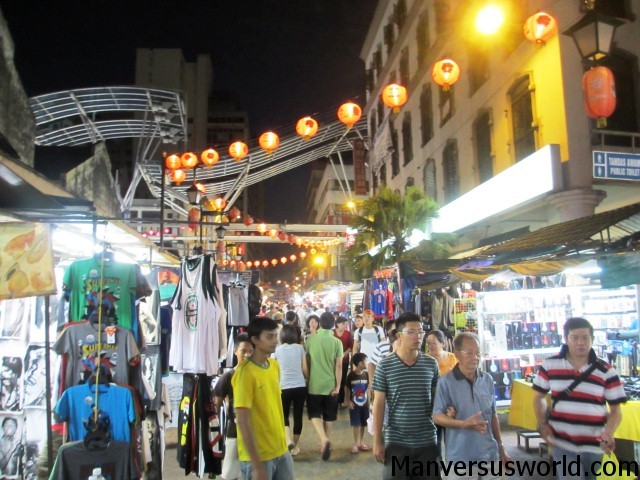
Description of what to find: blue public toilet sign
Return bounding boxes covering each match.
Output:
[593,151,640,181]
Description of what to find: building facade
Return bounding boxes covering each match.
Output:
[361,0,639,249]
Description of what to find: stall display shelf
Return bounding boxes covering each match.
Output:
[453,297,477,333]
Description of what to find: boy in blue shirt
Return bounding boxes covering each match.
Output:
[345,352,370,454]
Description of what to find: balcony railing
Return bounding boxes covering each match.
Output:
[592,129,640,151]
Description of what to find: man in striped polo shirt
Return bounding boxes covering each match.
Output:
[533,317,626,480]
[372,312,440,480]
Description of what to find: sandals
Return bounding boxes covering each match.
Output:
[321,440,332,461]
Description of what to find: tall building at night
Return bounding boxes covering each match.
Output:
[361,0,639,249]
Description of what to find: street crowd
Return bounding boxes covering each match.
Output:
[214,302,626,480]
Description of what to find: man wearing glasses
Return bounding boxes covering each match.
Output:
[433,332,510,479]
[372,312,440,480]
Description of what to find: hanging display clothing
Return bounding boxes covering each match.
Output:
[170,255,226,376]
[371,278,389,317]
[177,373,223,477]
[227,285,249,327]
[49,440,138,480]
[55,383,136,442]
[53,321,140,391]
[62,256,138,328]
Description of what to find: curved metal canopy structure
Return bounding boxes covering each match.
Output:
[29,87,368,220]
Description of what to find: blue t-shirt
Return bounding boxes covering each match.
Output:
[55,383,136,442]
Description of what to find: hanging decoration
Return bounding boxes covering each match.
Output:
[180,152,198,169]
[188,208,200,229]
[200,148,220,167]
[432,59,460,91]
[259,131,280,155]
[296,116,319,140]
[582,66,616,128]
[229,141,249,162]
[337,102,362,128]
[523,12,558,45]
[381,83,408,113]
[165,154,181,170]
[171,169,186,184]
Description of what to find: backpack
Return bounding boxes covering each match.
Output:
[357,325,384,342]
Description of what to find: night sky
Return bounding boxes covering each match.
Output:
[1,1,376,278]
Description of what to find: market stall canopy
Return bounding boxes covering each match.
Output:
[0,154,178,267]
[400,202,640,290]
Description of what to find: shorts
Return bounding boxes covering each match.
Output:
[221,437,240,479]
[349,404,370,427]
[307,393,339,421]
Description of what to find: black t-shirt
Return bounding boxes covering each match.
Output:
[213,369,237,438]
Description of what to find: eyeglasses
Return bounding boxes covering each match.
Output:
[459,350,483,358]
[401,329,426,336]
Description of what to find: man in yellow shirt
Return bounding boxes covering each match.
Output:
[232,317,294,479]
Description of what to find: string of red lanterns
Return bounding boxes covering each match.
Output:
[220,250,309,270]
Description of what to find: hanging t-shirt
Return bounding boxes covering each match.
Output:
[371,279,388,317]
[53,321,140,390]
[55,383,136,442]
[63,257,138,329]
[50,440,137,480]
[227,286,249,326]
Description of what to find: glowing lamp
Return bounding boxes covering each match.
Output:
[432,59,460,91]
[582,66,616,128]
[524,12,558,45]
[246,261,253,268]
[212,197,227,211]
[271,259,278,266]
[337,102,362,128]
[310,248,317,255]
[171,169,186,184]
[237,244,245,256]
[180,152,198,169]
[381,84,408,113]
[201,149,220,167]
[290,254,297,262]
[165,154,181,170]
[257,223,268,234]
[262,260,269,268]
[295,116,319,140]
[280,257,288,264]
[259,131,280,154]
[229,141,249,162]
[268,229,279,238]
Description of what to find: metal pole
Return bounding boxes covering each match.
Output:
[44,295,53,474]
[160,155,167,249]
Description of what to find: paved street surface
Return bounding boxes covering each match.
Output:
[162,410,550,479]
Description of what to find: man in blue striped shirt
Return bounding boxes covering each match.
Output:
[372,312,440,480]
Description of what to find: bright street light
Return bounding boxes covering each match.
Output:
[475,5,504,35]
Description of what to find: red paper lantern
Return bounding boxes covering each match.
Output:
[295,116,319,140]
[228,207,242,221]
[188,208,200,229]
[171,169,186,184]
[257,223,267,234]
[165,154,181,170]
[523,12,557,46]
[432,59,460,91]
[337,102,362,128]
[237,261,246,271]
[299,252,307,258]
[180,152,198,169]
[381,84,408,112]
[280,257,288,264]
[271,259,278,266]
[229,141,249,161]
[237,244,245,256]
[268,229,279,238]
[262,260,269,268]
[212,197,227,211]
[259,131,280,155]
[201,148,220,167]
[278,232,287,242]
[243,215,254,227]
[246,261,253,268]
[290,254,297,262]
[582,66,616,128]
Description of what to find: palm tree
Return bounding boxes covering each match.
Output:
[344,186,455,278]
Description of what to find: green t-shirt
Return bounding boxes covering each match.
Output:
[63,257,137,329]
[305,329,343,395]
